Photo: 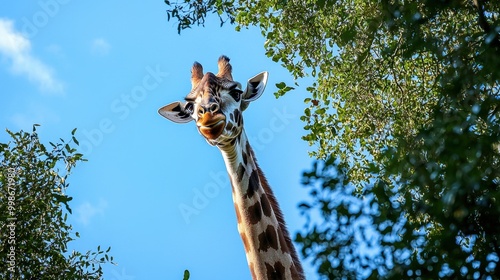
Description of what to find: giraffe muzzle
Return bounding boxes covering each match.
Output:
[196,112,226,140]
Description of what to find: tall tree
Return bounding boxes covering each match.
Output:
[165,0,500,278]
[0,126,114,279]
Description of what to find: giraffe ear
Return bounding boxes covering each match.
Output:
[158,101,193,123]
[241,71,268,111]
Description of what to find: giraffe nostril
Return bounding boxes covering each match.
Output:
[198,103,219,117]
[198,107,205,118]
[210,103,219,113]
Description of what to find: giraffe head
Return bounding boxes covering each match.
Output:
[158,56,268,146]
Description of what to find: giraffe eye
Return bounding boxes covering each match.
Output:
[228,89,243,102]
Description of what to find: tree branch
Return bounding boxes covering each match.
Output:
[472,0,500,49]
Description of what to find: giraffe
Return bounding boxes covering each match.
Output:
[158,55,305,280]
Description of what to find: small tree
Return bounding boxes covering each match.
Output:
[0,125,114,279]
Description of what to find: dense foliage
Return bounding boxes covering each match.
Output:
[165,0,500,278]
[0,126,113,279]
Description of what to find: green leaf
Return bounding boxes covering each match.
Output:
[276,82,286,89]
[183,269,190,280]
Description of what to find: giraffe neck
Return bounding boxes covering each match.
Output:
[218,131,304,280]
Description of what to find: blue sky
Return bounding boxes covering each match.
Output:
[0,1,317,279]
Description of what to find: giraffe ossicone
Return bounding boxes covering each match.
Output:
[159,55,305,280]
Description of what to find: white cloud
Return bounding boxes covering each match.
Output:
[91,38,111,56]
[75,199,108,226]
[0,18,64,94]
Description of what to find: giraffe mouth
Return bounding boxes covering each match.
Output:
[197,114,226,140]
